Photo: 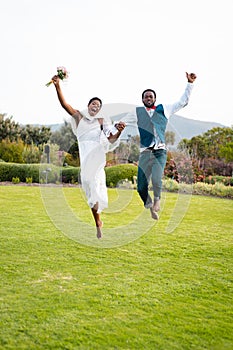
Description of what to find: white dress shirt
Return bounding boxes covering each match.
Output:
[123,83,194,152]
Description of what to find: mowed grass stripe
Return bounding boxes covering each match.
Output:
[0,186,232,349]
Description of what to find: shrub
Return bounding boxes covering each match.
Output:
[61,166,80,184]
[26,177,33,184]
[202,158,232,177]
[0,163,25,182]
[193,182,213,196]
[22,145,41,163]
[163,178,179,192]
[0,140,24,163]
[162,178,233,199]
[105,164,137,187]
[0,163,62,183]
[1,162,232,198]
[204,175,233,186]
[164,152,194,183]
[210,182,232,197]
[63,152,80,167]
[12,177,20,184]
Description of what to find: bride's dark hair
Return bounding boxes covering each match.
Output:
[88,97,102,107]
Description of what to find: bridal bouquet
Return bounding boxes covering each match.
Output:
[46,66,69,87]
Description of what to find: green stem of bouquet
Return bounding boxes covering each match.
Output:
[46,81,53,87]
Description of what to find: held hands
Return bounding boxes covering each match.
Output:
[115,122,126,133]
[108,121,126,143]
[186,72,197,83]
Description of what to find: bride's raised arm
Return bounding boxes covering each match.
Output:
[52,75,82,127]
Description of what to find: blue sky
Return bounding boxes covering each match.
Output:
[1,0,233,127]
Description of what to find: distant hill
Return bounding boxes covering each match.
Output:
[47,123,63,132]
[167,114,225,145]
[20,123,63,132]
[41,114,226,145]
[110,113,225,144]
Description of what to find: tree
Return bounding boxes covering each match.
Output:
[0,114,21,142]
[50,122,76,152]
[165,131,175,145]
[177,126,233,177]
[128,143,140,163]
[50,122,79,166]
[202,127,233,159]
[219,142,233,163]
[20,124,52,147]
[178,127,233,161]
[116,141,130,163]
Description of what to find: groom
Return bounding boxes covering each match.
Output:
[136,72,197,219]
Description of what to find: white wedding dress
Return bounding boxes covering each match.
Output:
[69,113,119,213]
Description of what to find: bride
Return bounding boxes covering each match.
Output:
[51,75,125,239]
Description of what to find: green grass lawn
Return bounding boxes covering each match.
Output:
[0,185,232,350]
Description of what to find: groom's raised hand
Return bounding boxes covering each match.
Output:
[186,72,197,83]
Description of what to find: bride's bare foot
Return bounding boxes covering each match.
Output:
[150,207,159,220]
[96,220,103,239]
[96,226,102,239]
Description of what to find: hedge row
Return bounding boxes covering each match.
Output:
[204,175,233,186]
[1,163,232,198]
[0,162,137,186]
[0,163,63,184]
[162,178,233,199]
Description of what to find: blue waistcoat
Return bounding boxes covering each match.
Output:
[136,105,168,147]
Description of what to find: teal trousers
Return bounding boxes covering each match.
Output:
[137,149,167,208]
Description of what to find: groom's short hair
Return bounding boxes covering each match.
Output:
[142,89,156,99]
